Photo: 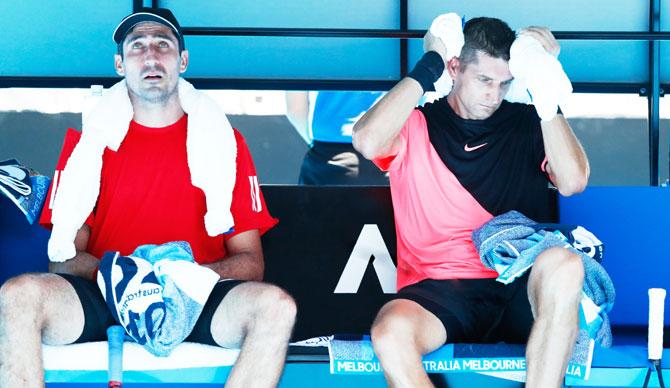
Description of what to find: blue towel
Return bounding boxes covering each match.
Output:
[97,241,220,357]
[472,210,615,349]
[0,159,50,224]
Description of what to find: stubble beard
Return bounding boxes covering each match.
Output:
[129,80,178,107]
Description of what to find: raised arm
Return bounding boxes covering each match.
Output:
[541,115,589,196]
[353,32,449,160]
[520,27,589,195]
[352,79,424,160]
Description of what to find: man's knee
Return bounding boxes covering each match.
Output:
[251,284,297,330]
[371,304,417,355]
[0,274,45,315]
[532,247,584,297]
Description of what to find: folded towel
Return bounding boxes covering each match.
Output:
[97,242,220,357]
[472,210,615,348]
[504,79,533,104]
[426,13,535,106]
[428,13,464,96]
[0,159,50,224]
[508,35,572,121]
[48,78,237,262]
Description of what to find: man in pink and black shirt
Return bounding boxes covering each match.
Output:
[354,17,589,388]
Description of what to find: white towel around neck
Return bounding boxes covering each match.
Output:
[48,78,237,262]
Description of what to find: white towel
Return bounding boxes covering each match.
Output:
[428,13,464,96]
[504,78,533,104]
[48,78,237,262]
[508,35,572,121]
[426,14,557,106]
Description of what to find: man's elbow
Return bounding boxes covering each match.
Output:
[248,260,265,282]
[352,124,382,161]
[352,132,372,160]
[557,173,588,197]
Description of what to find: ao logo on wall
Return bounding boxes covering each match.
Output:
[334,224,397,294]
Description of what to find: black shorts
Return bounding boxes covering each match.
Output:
[58,273,244,346]
[299,141,388,186]
[391,273,534,344]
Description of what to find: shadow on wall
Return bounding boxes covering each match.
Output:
[0,111,79,177]
[567,117,670,186]
[0,110,667,186]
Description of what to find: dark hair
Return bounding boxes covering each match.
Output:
[459,17,515,69]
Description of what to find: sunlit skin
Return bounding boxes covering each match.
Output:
[447,51,514,120]
[113,22,188,107]
[351,25,589,388]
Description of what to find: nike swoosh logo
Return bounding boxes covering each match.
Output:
[464,143,488,152]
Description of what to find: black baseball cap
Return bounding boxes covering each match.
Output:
[113,8,185,51]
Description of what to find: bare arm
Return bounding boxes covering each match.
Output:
[520,27,589,195]
[352,79,424,160]
[541,115,589,196]
[48,224,99,279]
[285,91,310,144]
[353,32,448,160]
[202,229,264,281]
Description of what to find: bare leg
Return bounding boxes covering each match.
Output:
[207,282,296,388]
[370,299,447,388]
[525,247,584,388]
[0,273,85,387]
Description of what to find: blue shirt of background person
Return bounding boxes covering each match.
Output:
[308,91,384,143]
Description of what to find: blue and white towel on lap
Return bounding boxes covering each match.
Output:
[97,241,220,357]
[472,211,616,379]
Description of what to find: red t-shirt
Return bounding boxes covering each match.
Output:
[40,115,277,264]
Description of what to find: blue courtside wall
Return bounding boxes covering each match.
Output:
[410,0,649,30]
[408,0,651,83]
[0,0,668,83]
[0,195,49,283]
[661,1,670,83]
[164,0,400,28]
[166,0,402,80]
[0,0,402,80]
[0,0,130,77]
[559,187,670,327]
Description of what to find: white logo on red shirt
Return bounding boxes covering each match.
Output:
[249,176,261,213]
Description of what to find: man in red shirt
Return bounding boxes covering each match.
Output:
[0,8,295,388]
